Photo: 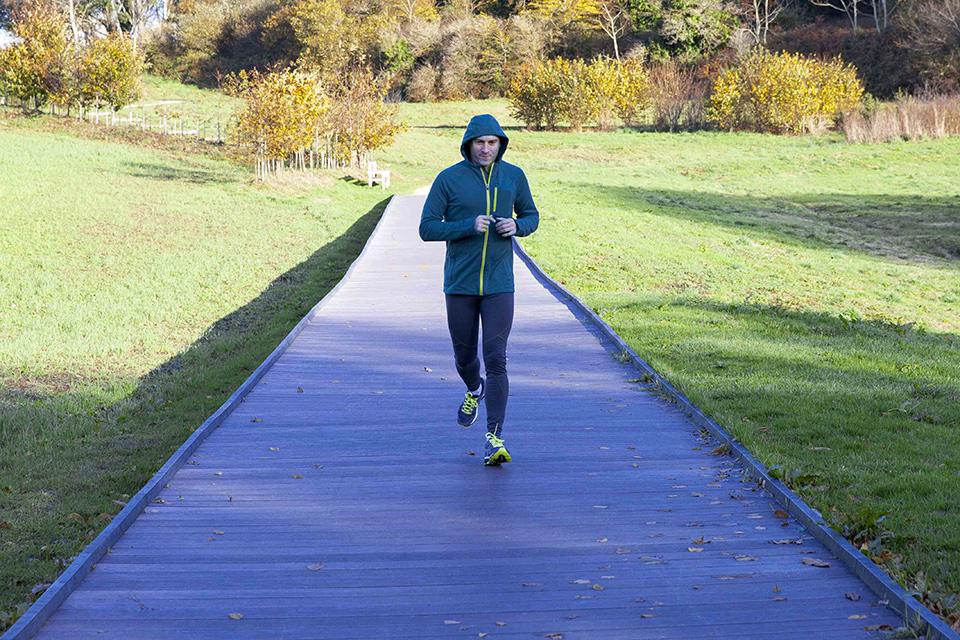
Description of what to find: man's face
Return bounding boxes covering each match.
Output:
[470,136,500,167]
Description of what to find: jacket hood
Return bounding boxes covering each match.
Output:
[460,114,509,163]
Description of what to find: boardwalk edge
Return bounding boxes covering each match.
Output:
[2,196,397,640]
[513,238,959,640]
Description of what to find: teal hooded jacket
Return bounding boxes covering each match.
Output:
[419,114,539,296]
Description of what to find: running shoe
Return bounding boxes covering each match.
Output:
[484,432,511,466]
[457,378,485,427]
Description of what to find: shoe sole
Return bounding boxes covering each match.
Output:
[457,411,478,428]
[484,448,511,466]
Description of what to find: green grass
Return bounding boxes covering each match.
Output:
[386,111,960,621]
[0,107,396,629]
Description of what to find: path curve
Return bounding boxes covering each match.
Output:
[24,195,904,639]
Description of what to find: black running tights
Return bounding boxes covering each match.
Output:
[445,292,514,435]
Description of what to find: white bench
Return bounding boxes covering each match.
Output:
[368,161,391,190]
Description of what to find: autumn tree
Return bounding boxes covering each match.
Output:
[0,3,73,109]
[739,0,792,44]
[325,64,405,166]
[625,0,736,61]
[899,0,960,87]
[264,0,381,75]
[80,31,144,109]
[525,0,600,54]
[595,0,631,59]
[224,68,328,179]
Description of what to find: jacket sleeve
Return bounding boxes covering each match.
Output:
[419,178,476,241]
[513,170,539,238]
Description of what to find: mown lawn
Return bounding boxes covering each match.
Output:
[389,103,960,624]
[0,108,395,629]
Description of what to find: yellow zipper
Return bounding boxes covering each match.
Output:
[479,167,493,295]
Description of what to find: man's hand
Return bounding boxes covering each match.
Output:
[474,215,494,234]
[495,217,517,238]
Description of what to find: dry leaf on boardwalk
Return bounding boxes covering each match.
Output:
[802,558,830,568]
[213,531,224,535]
[228,613,243,620]
[307,562,326,571]
[848,614,867,619]
[522,583,543,587]
[688,547,703,552]
[774,510,789,518]
[592,584,603,591]
[845,592,860,601]
[251,418,262,423]
[297,387,303,393]
[293,474,304,479]
[616,548,631,554]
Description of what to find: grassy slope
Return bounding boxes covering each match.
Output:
[389,102,960,618]
[0,109,394,628]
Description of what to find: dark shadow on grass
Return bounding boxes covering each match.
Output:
[123,162,234,184]
[578,184,960,265]
[608,293,960,429]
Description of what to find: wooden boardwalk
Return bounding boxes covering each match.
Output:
[32,195,903,639]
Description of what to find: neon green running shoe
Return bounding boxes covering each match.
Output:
[457,378,484,428]
[484,432,511,466]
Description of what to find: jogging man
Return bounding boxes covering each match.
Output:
[419,114,540,466]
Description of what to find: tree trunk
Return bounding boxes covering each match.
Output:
[67,0,81,48]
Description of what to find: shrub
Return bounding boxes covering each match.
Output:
[407,62,438,102]
[648,59,704,131]
[709,49,864,134]
[508,56,650,131]
[613,57,651,127]
[506,57,573,130]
